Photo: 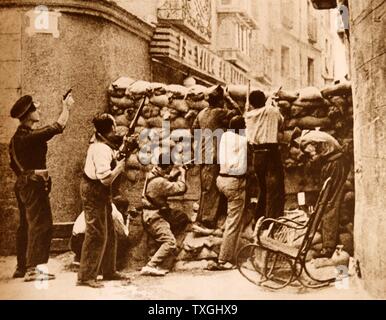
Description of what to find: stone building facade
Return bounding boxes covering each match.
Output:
[0,0,154,254]
[0,0,342,258]
[311,0,386,299]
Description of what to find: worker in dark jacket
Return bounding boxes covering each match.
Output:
[294,129,349,258]
[192,86,237,228]
[140,152,189,276]
[9,94,74,281]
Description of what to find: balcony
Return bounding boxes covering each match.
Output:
[216,0,257,29]
[218,48,251,72]
[157,0,212,44]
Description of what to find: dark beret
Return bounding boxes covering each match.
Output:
[10,95,35,119]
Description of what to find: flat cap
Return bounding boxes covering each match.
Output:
[10,95,35,119]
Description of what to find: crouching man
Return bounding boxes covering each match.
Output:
[70,197,130,266]
[140,152,188,276]
[292,128,349,258]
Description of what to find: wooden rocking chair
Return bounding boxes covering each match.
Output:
[237,177,335,289]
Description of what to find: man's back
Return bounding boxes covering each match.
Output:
[245,106,283,145]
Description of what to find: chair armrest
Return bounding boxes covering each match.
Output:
[256,218,308,246]
[276,217,308,227]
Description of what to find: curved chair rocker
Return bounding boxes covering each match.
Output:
[237,177,335,290]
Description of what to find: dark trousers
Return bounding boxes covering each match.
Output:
[320,156,349,249]
[197,164,227,228]
[142,211,177,268]
[69,234,85,262]
[14,174,53,270]
[78,177,117,281]
[251,144,285,219]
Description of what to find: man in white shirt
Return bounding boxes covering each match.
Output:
[70,199,130,265]
[215,116,248,270]
[244,90,285,219]
[77,114,136,288]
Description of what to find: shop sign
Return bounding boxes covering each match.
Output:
[151,27,249,84]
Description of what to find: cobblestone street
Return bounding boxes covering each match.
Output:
[0,255,369,300]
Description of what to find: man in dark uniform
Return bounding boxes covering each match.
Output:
[192,86,237,228]
[9,94,74,281]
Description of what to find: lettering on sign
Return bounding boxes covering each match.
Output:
[178,34,248,84]
[26,5,61,38]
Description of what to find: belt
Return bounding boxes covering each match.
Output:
[248,143,279,152]
[19,169,49,180]
[219,173,246,179]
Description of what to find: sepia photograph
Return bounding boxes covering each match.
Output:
[0,0,385,304]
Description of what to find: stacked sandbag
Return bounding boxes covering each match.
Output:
[277,83,353,170]
[338,168,355,256]
[108,77,214,176]
[275,83,354,255]
[108,77,211,133]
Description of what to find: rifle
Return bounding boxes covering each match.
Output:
[270,86,283,106]
[117,96,147,160]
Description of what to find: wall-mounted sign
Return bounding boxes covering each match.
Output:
[26,5,61,38]
[151,26,250,85]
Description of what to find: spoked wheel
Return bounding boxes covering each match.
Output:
[260,251,294,290]
[236,244,268,286]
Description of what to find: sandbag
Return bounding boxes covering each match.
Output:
[136,116,147,128]
[169,99,189,113]
[186,99,209,111]
[110,96,136,109]
[186,85,208,101]
[328,96,347,114]
[290,105,309,118]
[321,81,351,98]
[276,89,299,102]
[109,76,135,97]
[126,153,141,170]
[286,116,332,130]
[114,113,130,127]
[110,105,124,116]
[344,191,355,204]
[298,86,324,102]
[126,169,140,183]
[184,109,198,120]
[115,125,129,137]
[149,94,171,109]
[311,107,329,118]
[148,82,167,95]
[226,84,261,99]
[146,116,164,128]
[139,105,149,119]
[151,106,160,117]
[292,98,330,108]
[125,80,152,96]
[165,84,189,99]
[339,233,354,256]
[171,117,190,130]
[160,107,180,120]
[278,100,292,110]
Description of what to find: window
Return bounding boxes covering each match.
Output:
[281,46,290,78]
[281,0,294,29]
[307,58,315,86]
